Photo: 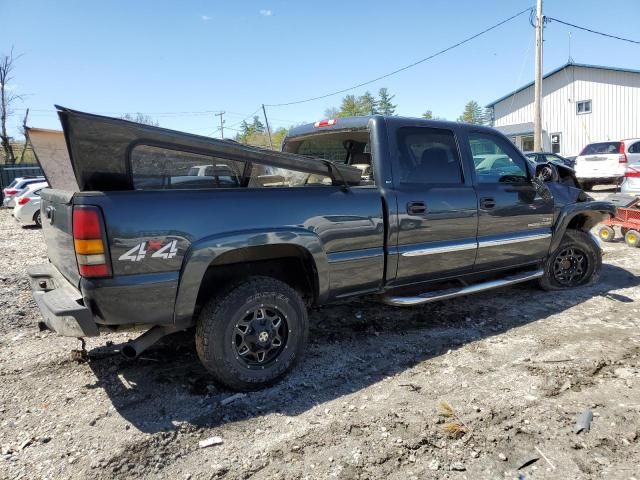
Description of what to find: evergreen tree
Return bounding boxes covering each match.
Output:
[482,107,493,126]
[359,91,378,115]
[377,88,396,115]
[457,100,484,125]
[251,115,265,133]
[422,110,433,120]
[338,95,364,117]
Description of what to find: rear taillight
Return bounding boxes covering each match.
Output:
[4,189,18,195]
[73,206,111,278]
[619,143,628,164]
[17,197,30,206]
[625,166,640,178]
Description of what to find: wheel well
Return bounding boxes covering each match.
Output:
[195,245,318,313]
[567,212,600,232]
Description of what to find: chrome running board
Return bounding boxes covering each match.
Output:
[381,269,544,307]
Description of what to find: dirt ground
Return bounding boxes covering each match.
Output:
[1,189,639,480]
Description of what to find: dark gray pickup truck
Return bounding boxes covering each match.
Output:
[27,107,615,390]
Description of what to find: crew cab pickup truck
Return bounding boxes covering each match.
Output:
[27,107,615,391]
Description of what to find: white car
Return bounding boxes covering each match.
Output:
[574,139,640,190]
[12,181,48,227]
[2,176,46,207]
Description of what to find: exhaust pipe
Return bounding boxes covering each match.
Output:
[121,325,180,359]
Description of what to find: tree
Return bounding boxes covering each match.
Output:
[482,107,493,126]
[120,112,159,126]
[337,95,365,117]
[457,100,484,125]
[422,110,433,120]
[1,48,23,165]
[377,88,396,116]
[324,107,340,119]
[251,115,265,133]
[359,91,378,115]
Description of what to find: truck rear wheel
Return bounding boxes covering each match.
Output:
[539,229,601,291]
[195,276,308,391]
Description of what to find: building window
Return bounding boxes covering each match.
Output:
[521,135,535,152]
[551,133,561,154]
[576,100,592,115]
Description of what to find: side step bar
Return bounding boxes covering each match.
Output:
[381,269,544,307]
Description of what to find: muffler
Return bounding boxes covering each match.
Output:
[121,325,181,359]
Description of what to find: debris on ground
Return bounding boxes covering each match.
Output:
[219,393,246,406]
[198,436,224,449]
[574,409,594,434]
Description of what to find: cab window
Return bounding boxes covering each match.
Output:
[469,133,528,183]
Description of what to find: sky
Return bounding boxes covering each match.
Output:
[1,0,639,139]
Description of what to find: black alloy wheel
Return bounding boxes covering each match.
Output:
[552,246,588,287]
[538,229,601,291]
[233,305,288,368]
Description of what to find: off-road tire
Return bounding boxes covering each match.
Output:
[597,225,615,242]
[195,276,308,391]
[539,229,601,291]
[625,230,640,248]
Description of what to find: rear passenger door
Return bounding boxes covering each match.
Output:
[389,125,478,285]
[465,130,553,271]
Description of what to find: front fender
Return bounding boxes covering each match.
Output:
[173,227,329,326]
[550,200,616,252]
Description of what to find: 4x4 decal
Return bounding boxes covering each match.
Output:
[118,240,178,262]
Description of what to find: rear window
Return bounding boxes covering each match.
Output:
[7,179,18,188]
[580,142,621,155]
[397,127,463,184]
[130,145,245,190]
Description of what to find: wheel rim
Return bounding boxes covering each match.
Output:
[628,233,637,244]
[233,306,288,368]
[600,228,610,239]
[552,246,588,286]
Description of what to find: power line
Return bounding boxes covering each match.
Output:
[264,6,533,107]
[546,16,640,45]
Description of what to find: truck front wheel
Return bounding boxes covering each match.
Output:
[196,276,308,391]
[539,229,601,291]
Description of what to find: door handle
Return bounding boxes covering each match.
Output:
[480,197,496,209]
[406,201,427,216]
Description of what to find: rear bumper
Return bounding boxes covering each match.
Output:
[27,264,99,337]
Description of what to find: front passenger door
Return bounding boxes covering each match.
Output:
[467,131,553,271]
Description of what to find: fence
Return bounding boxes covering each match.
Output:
[0,164,43,201]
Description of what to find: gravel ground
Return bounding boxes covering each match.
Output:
[1,188,639,480]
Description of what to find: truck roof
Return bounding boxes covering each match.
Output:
[286,115,493,141]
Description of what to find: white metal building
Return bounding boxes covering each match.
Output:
[486,62,640,156]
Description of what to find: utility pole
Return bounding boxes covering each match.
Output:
[534,0,544,151]
[215,111,225,139]
[261,104,274,149]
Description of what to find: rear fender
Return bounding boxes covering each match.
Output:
[173,228,328,326]
[550,201,616,252]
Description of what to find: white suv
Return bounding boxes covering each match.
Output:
[574,139,640,190]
